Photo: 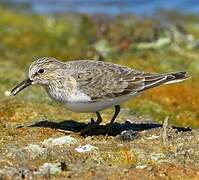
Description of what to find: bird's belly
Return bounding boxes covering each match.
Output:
[64,93,138,112]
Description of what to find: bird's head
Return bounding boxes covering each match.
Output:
[11,57,64,95]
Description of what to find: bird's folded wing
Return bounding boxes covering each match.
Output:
[70,61,169,102]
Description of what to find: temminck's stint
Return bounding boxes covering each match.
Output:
[11,57,190,133]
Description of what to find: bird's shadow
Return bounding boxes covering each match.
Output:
[23,119,191,136]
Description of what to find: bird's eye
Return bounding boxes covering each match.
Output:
[38,69,44,74]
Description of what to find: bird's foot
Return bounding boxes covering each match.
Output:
[88,118,98,126]
[80,118,99,136]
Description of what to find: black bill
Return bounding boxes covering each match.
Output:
[11,78,33,96]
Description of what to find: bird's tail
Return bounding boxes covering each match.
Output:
[163,71,190,85]
[140,71,190,91]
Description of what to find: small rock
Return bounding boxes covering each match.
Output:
[24,144,47,158]
[42,136,77,147]
[75,144,97,153]
[136,165,147,169]
[37,163,62,175]
[117,130,138,141]
[146,135,160,140]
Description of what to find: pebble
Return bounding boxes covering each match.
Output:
[42,136,77,147]
[118,130,138,141]
[75,144,97,153]
[24,144,47,158]
[37,163,62,175]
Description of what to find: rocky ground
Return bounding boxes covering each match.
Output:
[0,111,198,179]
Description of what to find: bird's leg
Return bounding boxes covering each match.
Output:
[90,112,102,125]
[110,105,120,124]
[95,112,103,124]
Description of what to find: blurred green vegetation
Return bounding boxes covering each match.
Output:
[0,8,199,128]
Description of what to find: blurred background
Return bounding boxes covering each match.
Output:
[0,0,199,128]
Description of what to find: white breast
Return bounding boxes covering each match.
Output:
[67,90,91,102]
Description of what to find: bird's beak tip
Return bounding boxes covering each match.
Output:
[11,78,33,96]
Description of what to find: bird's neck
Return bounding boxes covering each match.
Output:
[45,80,67,103]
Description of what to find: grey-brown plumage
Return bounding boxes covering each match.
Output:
[11,57,190,129]
[67,60,188,101]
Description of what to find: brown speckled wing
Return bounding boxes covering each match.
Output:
[69,61,144,101]
[69,60,187,102]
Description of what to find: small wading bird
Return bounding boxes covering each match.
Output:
[11,57,190,134]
